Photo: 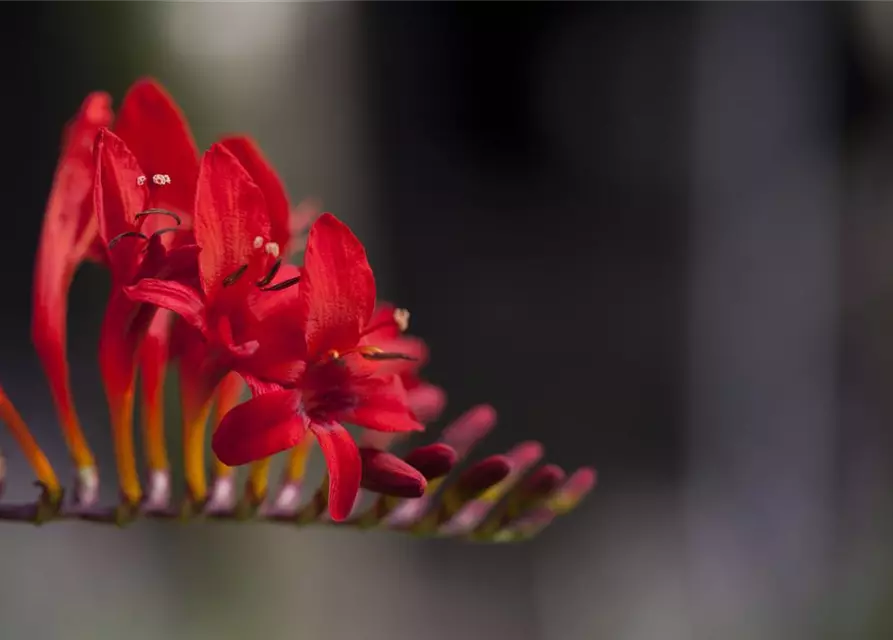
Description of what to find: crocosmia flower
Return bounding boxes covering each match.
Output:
[210,214,426,520]
[32,91,112,503]
[0,77,594,539]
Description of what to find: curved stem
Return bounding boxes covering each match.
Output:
[0,386,61,499]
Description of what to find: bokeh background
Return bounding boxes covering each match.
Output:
[2,2,893,639]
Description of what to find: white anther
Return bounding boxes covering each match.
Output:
[253,236,264,249]
[264,242,281,258]
[136,175,147,186]
[152,174,171,186]
[394,308,410,332]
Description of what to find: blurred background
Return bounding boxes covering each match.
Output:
[1,2,893,639]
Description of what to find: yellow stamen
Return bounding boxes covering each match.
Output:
[246,458,271,504]
[110,387,141,505]
[183,400,212,503]
[212,458,233,480]
[210,374,243,479]
[285,435,313,482]
[0,387,61,499]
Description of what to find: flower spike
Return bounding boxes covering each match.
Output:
[2,78,596,540]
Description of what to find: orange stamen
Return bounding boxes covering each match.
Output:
[110,387,141,505]
[210,373,243,480]
[285,435,313,483]
[246,458,272,504]
[182,399,212,503]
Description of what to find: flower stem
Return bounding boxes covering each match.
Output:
[0,386,61,500]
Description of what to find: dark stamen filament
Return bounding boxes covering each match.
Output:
[259,276,301,292]
[109,231,149,249]
[135,209,182,226]
[151,227,182,239]
[256,259,283,287]
[223,264,249,287]
[360,352,418,362]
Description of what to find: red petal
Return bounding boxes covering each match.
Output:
[151,243,201,284]
[359,448,426,498]
[94,129,149,280]
[139,310,172,409]
[219,136,290,248]
[403,443,457,480]
[125,278,207,335]
[363,303,400,342]
[310,421,361,521]
[369,336,428,378]
[139,310,173,472]
[194,143,270,301]
[242,375,283,397]
[215,315,260,358]
[98,290,158,399]
[212,389,307,466]
[113,78,199,215]
[246,263,303,323]
[344,406,424,433]
[178,335,227,427]
[32,92,112,462]
[298,213,376,360]
[231,264,308,383]
[338,375,424,433]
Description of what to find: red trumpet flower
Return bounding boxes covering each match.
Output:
[1,75,597,542]
[92,80,201,506]
[32,91,112,493]
[124,142,296,501]
[208,214,425,521]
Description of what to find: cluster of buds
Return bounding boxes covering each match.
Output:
[0,79,595,540]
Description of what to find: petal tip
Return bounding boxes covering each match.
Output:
[403,443,457,480]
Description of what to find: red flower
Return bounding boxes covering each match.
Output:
[1,77,599,538]
[126,142,298,390]
[124,142,295,500]
[32,91,112,482]
[207,214,425,520]
[361,302,446,425]
[92,80,201,505]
